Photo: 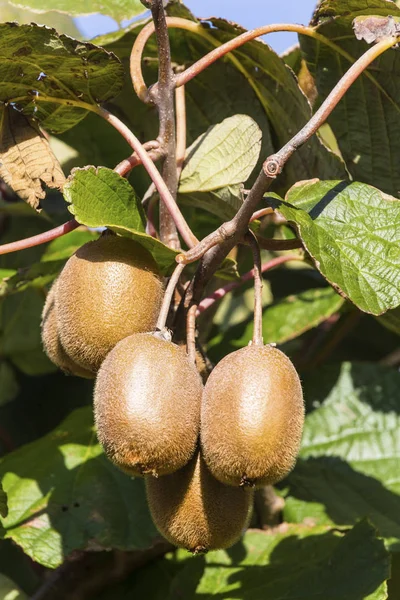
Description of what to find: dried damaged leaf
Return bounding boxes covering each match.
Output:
[353,15,400,44]
[0,106,65,210]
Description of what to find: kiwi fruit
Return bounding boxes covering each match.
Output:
[201,344,304,487]
[41,281,94,379]
[146,449,253,553]
[94,332,203,477]
[56,235,163,372]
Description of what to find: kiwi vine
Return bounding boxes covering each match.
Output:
[0,0,399,598]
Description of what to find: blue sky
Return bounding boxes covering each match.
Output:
[75,0,318,54]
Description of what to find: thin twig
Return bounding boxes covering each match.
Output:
[97,106,198,249]
[250,207,274,222]
[263,37,399,176]
[246,231,263,346]
[114,140,162,177]
[0,219,79,256]
[186,304,198,364]
[196,254,302,316]
[175,80,187,179]
[156,262,186,331]
[149,0,180,249]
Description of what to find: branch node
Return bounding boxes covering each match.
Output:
[263,156,281,178]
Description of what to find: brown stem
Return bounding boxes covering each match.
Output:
[263,37,398,177]
[156,262,186,331]
[0,218,79,256]
[186,304,198,364]
[250,207,274,222]
[114,141,162,177]
[175,82,187,179]
[149,0,180,249]
[254,486,285,529]
[246,231,263,346]
[97,107,197,249]
[196,254,302,315]
[305,310,362,370]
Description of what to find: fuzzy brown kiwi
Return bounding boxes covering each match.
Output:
[56,235,163,373]
[41,281,94,379]
[201,344,304,487]
[146,449,253,553]
[94,332,203,477]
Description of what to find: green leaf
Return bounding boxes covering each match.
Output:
[0,483,7,519]
[0,362,19,407]
[375,306,400,336]
[0,289,55,375]
[0,574,26,600]
[0,260,65,297]
[301,0,400,197]
[208,287,344,358]
[65,166,146,232]
[178,185,244,221]
[179,115,262,193]
[283,362,400,550]
[41,229,99,262]
[0,23,124,133]
[7,0,147,23]
[269,180,400,315]
[0,407,157,568]
[64,166,178,274]
[167,521,389,599]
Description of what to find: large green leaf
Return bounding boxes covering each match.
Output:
[301,0,400,197]
[269,180,400,315]
[167,521,388,599]
[208,287,344,359]
[7,0,146,22]
[0,407,157,569]
[283,362,400,550]
[64,166,178,274]
[179,115,262,193]
[0,23,124,133]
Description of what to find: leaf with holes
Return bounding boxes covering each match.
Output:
[268,180,400,315]
[0,106,65,209]
[0,407,157,568]
[282,362,400,550]
[0,23,123,133]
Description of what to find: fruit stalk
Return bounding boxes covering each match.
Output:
[156,262,186,331]
[246,231,263,346]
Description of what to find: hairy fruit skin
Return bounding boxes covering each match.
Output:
[146,450,253,553]
[41,282,94,379]
[56,235,163,373]
[201,344,304,487]
[94,333,203,477]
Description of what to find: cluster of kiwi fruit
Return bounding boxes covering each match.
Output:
[41,232,304,554]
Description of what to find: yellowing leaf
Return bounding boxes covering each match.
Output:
[0,106,65,210]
